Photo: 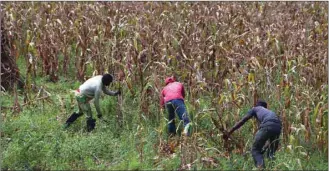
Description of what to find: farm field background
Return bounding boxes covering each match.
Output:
[1,2,328,170]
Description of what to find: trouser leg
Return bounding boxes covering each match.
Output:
[77,99,92,118]
[81,103,95,131]
[251,128,269,169]
[173,99,191,136]
[77,96,96,131]
[166,102,176,136]
[83,103,93,120]
[267,126,281,159]
[173,99,190,127]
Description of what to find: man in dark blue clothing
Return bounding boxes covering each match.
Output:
[223,100,282,169]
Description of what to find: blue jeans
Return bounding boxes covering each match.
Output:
[165,99,190,135]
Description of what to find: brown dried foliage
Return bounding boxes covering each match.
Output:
[1,1,328,158]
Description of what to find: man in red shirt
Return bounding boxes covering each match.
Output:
[160,76,191,136]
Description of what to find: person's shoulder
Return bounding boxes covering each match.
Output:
[253,106,264,110]
[84,75,103,86]
[253,106,273,113]
[85,75,102,81]
[94,75,103,79]
[92,75,103,82]
[249,106,260,113]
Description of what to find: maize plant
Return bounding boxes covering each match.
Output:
[1,1,327,168]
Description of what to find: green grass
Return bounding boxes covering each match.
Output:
[1,2,327,170]
[1,76,328,170]
[1,58,328,170]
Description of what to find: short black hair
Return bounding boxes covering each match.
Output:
[102,74,113,86]
[255,100,267,108]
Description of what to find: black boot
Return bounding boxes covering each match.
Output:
[86,118,96,132]
[63,112,83,129]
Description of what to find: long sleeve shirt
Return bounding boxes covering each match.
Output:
[160,82,185,107]
[230,106,282,133]
[79,75,117,116]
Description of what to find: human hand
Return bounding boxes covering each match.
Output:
[223,131,230,140]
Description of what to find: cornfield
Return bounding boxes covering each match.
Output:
[1,1,328,170]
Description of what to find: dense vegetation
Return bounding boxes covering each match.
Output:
[1,2,328,170]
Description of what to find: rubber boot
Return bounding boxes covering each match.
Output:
[86,118,96,132]
[63,112,83,129]
[183,123,192,136]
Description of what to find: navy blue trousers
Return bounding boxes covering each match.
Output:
[252,123,281,168]
[165,99,190,135]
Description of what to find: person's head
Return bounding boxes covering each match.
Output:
[102,74,113,86]
[255,100,267,108]
[165,76,175,85]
